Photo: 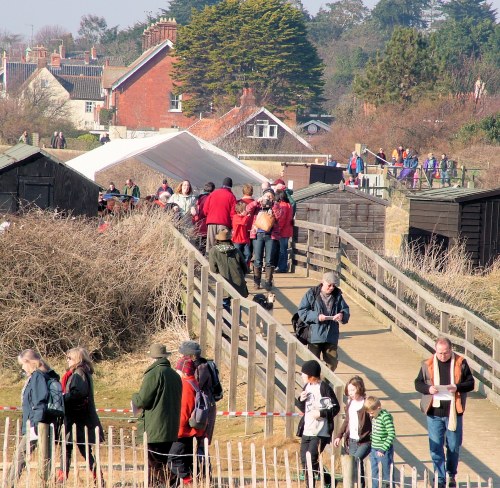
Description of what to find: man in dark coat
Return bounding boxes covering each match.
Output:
[132,344,182,485]
[297,271,350,372]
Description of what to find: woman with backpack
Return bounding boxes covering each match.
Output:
[170,356,207,485]
[58,347,104,484]
[8,349,60,488]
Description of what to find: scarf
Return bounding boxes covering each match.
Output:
[61,369,74,392]
[432,354,457,431]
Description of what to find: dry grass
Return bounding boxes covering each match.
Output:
[392,239,500,326]
[0,208,189,365]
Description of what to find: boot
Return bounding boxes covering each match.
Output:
[253,267,262,290]
[263,266,274,291]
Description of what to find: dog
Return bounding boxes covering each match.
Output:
[253,292,275,312]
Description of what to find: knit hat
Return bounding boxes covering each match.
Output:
[176,356,196,376]
[179,340,202,357]
[272,178,285,186]
[263,188,275,197]
[222,177,233,188]
[301,360,321,377]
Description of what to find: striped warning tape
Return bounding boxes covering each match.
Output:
[0,406,303,417]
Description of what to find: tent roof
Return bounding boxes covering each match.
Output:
[65,130,267,188]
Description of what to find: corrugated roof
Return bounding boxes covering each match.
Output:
[409,187,500,203]
[293,181,390,206]
[54,74,103,100]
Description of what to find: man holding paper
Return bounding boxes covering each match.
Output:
[297,271,350,372]
[414,337,474,488]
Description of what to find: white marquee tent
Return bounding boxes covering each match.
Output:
[66,131,267,188]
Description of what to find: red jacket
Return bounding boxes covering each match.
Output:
[231,213,251,244]
[239,196,255,233]
[192,192,210,236]
[178,376,205,438]
[277,201,293,238]
[246,200,282,240]
[203,188,236,228]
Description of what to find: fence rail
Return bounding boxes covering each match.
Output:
[292,220,500,406]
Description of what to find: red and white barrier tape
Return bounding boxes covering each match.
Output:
[0,406,302,417]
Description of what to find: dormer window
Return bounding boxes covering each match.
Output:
[246,119,278,139]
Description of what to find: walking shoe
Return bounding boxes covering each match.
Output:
[448,477,457,488]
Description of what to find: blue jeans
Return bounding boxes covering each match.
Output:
[427,415,463,483]
[370,446,394,488]
[277,237,289,272]
[233,242,251,264]
[348,439,371,488]
[252,233,276,269]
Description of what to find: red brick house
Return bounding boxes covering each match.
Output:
[102,18,195,131]
[188,88,313,155]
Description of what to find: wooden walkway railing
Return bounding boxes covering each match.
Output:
[170,227,345,439]
[292,219,500,406]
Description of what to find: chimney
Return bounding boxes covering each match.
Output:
[240,87,256,107]
[50,51,61,68]
[37,56,48,68]
[84,51,90,64]
[104,58,110,67]
[142,18,177,51]
[59,43,66,59]
[91,46,97,60]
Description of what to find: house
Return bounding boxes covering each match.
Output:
[408,187,500,267]
[0,144,100,217]
[102,18,195,131]
[1,47,104,130]
[188,88,313,155]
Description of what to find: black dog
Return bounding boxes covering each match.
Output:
[253,293,275,312]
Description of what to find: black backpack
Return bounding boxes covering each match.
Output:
[44,377,65,421]
[187,380,210,431]
[207,360,223,402]
[292,286,321,345]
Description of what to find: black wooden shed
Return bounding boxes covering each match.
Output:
[293,182,389,254]
[408,187,500,267]
[0,144,100,217]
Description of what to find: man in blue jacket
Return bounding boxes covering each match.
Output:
[297,271,350,372]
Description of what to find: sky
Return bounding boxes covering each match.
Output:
[2,0,499,40]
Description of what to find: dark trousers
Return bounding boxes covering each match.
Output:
[300,436,329,487]
[308,342,339,372]
[169,436,195,480]
[148,441,173,485]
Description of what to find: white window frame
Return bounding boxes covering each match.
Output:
[40,79,49,88]
[169,92,182,112]
[85,101,96,113]
[246,119,278,139]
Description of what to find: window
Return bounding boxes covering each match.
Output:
[169,92,182,112]
[85,101,95,113]
[40,79,49,88]
[246,119,278,139]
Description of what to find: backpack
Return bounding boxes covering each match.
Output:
[187,379,210,431]
[292,312,310,345]
[206,360,223,402]
[45,377,65,420]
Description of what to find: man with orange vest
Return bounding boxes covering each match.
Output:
[415,337,474,488]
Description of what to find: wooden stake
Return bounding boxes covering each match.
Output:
[95,426,102,488]
[215,440,222,488]
[143,432,149,488]
[251,443,257,488]
[107,426,113,488]
[227,442,234,488]
[238,442,245,488]
[262,447,268,488]
[2,417,10,488]
[120,428,126,487]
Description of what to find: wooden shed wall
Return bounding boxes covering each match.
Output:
[295,191,386,254]
[283,165,344,190]
[0,155,98,217]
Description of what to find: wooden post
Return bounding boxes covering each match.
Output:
[204,438,210,488]
[417,295,426,345]
[262,447,268,488]
[493,337,500,395]
[131,428,137,487]
[251,443,257,488]
[214,281,224,367]
[465,320,474,360]
[84,426,90,488]
[246,304,257,435]
[273,448,279,488]
[186,250,195,337]
[193,437,198,488]
[376,264,384,312]
[214,440,222,488]
[107,426,113,488]
[342,453,354,488]
[227,442,234,488]
[412,466,418,488]
[284,449,292,488]
[440,311,449,334]
[50,424,56,483]
[143,432,149,488]
[72,423,77,488]
[265,322,277,438]
[323,232,331,273]
[37,423,50,486]
[120,428,126,488]
[95,426,103,488]
[25,421,32,487]
[396,280,405,330]
[296,451,302,488]
[238,442,245,488]
[285,341,297,438]
[306,229,313,277]
[229,300,240,412]
[319,454,325,487]
[199,265,209,354]
[2,417,10,488]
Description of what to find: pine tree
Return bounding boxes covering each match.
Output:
[173,0,324,116]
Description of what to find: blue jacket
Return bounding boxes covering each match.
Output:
[297,285,350,345]
[21,370,49,434]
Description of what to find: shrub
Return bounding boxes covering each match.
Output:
[0,209,189,365]
[456,114,500,145]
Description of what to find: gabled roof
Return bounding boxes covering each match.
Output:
[54,74,103,100]
[188,106,313,150]
[111,39,173,90]
[293,182,390,206]
[102,66,129,89]
[297,119,331,132]
[409,187,500,203]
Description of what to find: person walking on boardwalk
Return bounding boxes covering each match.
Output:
[297,271,350,372]
[132,344,182,486]
[414,337,474,488]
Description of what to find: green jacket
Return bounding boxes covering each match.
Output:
[209,242,249,298]
[132,358,182,443]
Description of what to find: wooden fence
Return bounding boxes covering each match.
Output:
[1,418,495,488]
[292,220,500,406]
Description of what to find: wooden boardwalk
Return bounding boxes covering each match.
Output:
[268,271,500,483]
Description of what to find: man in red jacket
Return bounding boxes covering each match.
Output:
[203,177,236,253]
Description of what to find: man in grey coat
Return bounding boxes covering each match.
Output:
[297,271,350,372]
[132,344,182,485]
